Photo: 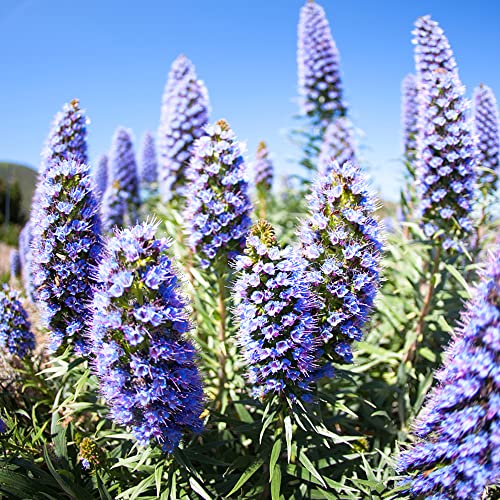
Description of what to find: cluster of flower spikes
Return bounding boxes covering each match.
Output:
[233,220,318,402]
[157,55,210,200]
[9,250,20,279]
[317,116,357,178]
[18,223,35,301]
[0,285,35,359]
[414,69,476,251]
[298,160,382,367]
[93,154,109,202]
[89,220,204,453]
[412,15,458,86]
[473,84,500,193]
[139,131,158,185]
[401,73,419,161]
[297,0,346,126]
[31,159,102,354]
[254,141,274,193]
[102,128,141,232]
[397,248,500,499]
[185,119,253,270]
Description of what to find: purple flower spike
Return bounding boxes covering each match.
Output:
[298,161,382,369]
[254,141,274,193]
[185,119,253,270]
[0,285,35,359]
[397,248,500,499]
[93,154,109,202]
[415,70,476,251]
[157,55,210,200]
[89,220,204,453]
[9,250,20,278]
[233,221,319,402]
[318,117,357,178]
[18,223,35,301]
[473,84,500,193]
[139,131,158,185]
[412,16,458,87]
[31,159,102,354]
[101,127,140,232]
[297,0,346,126]
[401,74,419,161]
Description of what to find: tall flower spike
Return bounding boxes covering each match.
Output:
[93,154,109,202]
[0,285,35,359]
[415,70,476,251]
[18,223,35,302]
[298,160,382,367]
[297,0,346,125]
[473,84,500,193]
[185,119,253,270]
[412,16,458,85]
[139,131,158,185]
[101,128,140,232]
[233,221,318,402]
[318,117,357,178]
[162,55,197,113]
[397,248,500,499]
[9,250,20,279]
[157,60,210,200]
[31,159,102,354]
[401,74,419,161]
[89,220,204,453]
[254,141,274,219]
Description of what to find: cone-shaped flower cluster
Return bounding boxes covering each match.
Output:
[139,132,158,185]
[233,221,318,402]
[415,70,476,250]
[161,55,197,114]
[31,159,102,354]
[0,285,35,359]
[397,249,500,499]
[9,250,20,278]
[473,84,500,192]
[254,141,274,193]
[412,16,457,86]
[42,98,88,173]
[93,154,109,201]
[299,161,382,366]
[102,128,140,232]
[185,119,252,270]
[297,0,346,125]
[18,223,34,301]
[158,63,210,199]
[89,221,204,453]
[401,74,419,161]
[318,117,357,178]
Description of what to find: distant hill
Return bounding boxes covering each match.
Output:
[0,162,37,217]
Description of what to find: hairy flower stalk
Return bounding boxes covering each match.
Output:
[89,221,204,452]
[157,56,210,200]
[297,0,346,125]
[9,250,20,279]
[317,117,357,178]
[185,119,253,270]
[253,141,274,219]
[414,69,476,251]
[473,84,500,194]
[233,221,318,402]
[139,131,158,185]
[0,285,35,358]
[412,16,458,87]
[31,159,102,353]
[101,128,140,232]
[93,154,109,202]
[299,160,382,368]
[397,249,500,499]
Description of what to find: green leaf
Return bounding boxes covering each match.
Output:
[269,438,281,481]
[188,476,212,500]
[298,451,326,488]
[155,465,164,497]
[284,416,292,463]
[270,464,281,500]
[226,458,264,497]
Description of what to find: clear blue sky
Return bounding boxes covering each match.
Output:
[0,0,499,200]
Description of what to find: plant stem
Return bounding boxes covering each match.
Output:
[404,246,442,363]
[216,272,228,400]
